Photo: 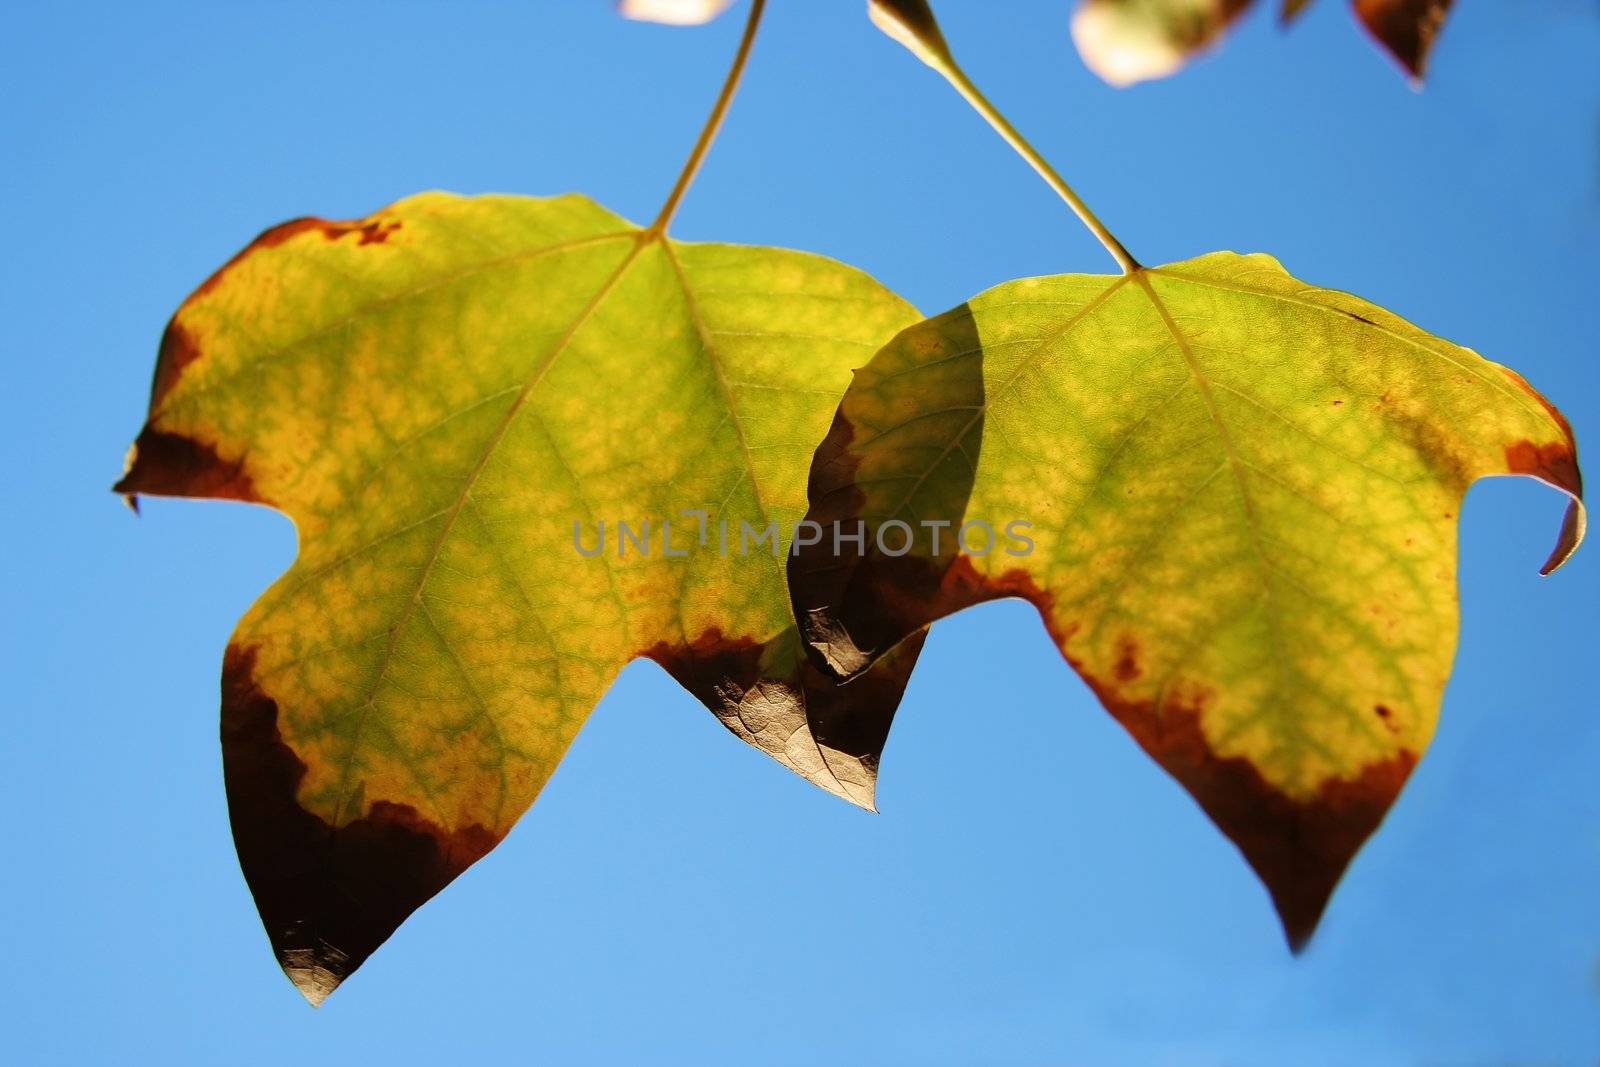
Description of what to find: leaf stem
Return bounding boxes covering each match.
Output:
[937,61,1141,273]
[648,0,767,235]
[870,0,1140,273]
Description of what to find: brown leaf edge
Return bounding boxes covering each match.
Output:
[116,209,929,1003]
[787,301,1584,949]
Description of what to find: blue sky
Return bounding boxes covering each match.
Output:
[3,1,1597,1063]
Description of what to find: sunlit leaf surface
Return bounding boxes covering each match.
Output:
[118,191,924,1002]
[790,250,1582,945]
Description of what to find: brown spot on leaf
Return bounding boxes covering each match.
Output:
[1083,670,1416,949]
[113,427,264,505]
[324,218,403,246]
[1114,635,1142,682]
[222,644,497,1005]
[1373,704,1401,735]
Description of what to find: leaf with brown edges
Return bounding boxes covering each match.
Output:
[789,250,1582,947]
[117,191,925,1003]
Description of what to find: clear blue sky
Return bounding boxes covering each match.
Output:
[4,1,1597,1063]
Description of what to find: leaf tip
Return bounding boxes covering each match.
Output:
[1283,919,1316,955]
[825,771,880,813]
[282,948,346,1008]
[1353,0,1453,85]
[114,438,145,513]
[1537,499,1585,576]
[1270,873,1337,955]
[114,427,265,505]
[801,751,880,812]
[223,643,500,1011]
[1245,755,1418,953]
[1087,673,1416,957]
[1497,378,1585,576]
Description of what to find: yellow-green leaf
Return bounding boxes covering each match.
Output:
[789,251,1582,946]
[117,191,924,1003]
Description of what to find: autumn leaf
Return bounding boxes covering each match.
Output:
[789,250,1582,946]
[1069,0,1457,85]
[115,0,923,1006]
[116,190,926,1004]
